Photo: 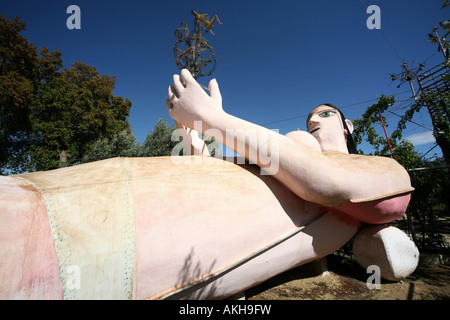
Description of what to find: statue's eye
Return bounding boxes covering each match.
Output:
[319,110,336,118]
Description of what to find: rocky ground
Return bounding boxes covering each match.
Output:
[245,252,450,301]
[245,212,450,301]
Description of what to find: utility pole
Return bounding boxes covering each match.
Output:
[432,27,449,62]
[390,62,424,98]
[391,60,449,164]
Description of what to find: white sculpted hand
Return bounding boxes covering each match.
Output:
[174,120,210,156]
[165,69,223,129]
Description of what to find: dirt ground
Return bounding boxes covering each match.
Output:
[245,254,450,300]
[245,213,450,301]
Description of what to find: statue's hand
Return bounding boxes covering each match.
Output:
[165,69,223,129]
[174,120,209,156]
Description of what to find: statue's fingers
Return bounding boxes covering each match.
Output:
[164,98,173,112]
[169,85,180,100]
[208,78,222,101]
[181,69,196,85]
[173,74,185,94]
[165,86,178,112]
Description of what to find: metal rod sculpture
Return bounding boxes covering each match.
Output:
[173,10,222,79]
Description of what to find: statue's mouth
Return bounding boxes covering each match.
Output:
[309,127,320,134]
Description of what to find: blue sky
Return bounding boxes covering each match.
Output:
[1,0,447,157]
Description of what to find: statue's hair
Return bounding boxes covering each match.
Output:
[307,103,358,154]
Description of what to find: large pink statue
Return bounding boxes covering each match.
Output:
[0,70,415,299]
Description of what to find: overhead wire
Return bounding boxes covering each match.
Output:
[260,99,378,126]
[358,0,403,63]
[263,2,434,136]
[261,90,412,126]
[385,109,433,131]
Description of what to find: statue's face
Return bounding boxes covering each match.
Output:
[307,105,349,152]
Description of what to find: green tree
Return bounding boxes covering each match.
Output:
[412,92,450,164]
[82,130,142,163]
[81,119,177,163]
[428,0,450,63]
[0,14,40,173]
[353,92,449,164]
[0,14,132,173]
[344,2,450,251]
[141,118,222,157]
[353,95,449,251]
[142,118,179,157]
[81,117,223,163]
[407,157,450,250]
[28,47,71,170]
[352,95,400,156]
[53,61,132,168]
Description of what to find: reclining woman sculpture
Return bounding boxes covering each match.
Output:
[0,70,414,300]
[167,69,413,223]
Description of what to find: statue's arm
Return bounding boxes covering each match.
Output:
[166,70,351,206]
[166,70,413,206]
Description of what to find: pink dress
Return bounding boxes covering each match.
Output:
[323,193,411,225]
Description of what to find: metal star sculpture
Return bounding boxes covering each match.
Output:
[173,10,222,79]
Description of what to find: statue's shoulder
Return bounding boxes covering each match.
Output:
[322,151,414,203]
[285,130,321,152]
[322,151,402,171]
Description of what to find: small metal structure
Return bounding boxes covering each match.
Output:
[173,10,222,79]
[391,60,449,164]
[390,62,425,94]
[416,63,450,95]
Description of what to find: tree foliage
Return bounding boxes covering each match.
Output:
[81,119,183,163]
[0,15,40,173]
[407,157,450,250]
[352,91,449,164]
[81,130,143,163]
[81,118,223,164]
[142,118,180,157]
[352,94,449,251]
[352,3,450,249]
[414,92,450,164]
[352,95,401,156]
[0,14,132,173]
[428,0,450,62]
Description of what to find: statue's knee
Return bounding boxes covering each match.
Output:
[353,225,419,281]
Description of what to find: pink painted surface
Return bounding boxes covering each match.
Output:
[323,193,411,225]
[129,157,361,299]
[0,157,412,299]
[0,176,62,299]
